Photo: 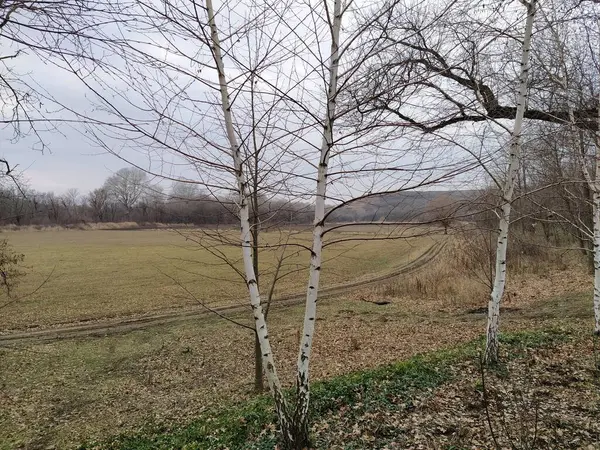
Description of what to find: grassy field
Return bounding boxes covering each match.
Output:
[0,228,595,449]
[0,227,436,330]
[0,256,593,449]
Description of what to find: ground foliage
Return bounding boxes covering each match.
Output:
[79,328,600,450]
[0,243,592,448]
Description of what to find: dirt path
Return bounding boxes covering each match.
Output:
[0,242,445,346]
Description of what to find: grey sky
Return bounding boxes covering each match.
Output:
[0,0,495,198]
[1,128,125,194]
[0,48,136,194]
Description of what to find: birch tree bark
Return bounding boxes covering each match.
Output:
[205,0,291,435]
[592,174,600,335]
[290,0,343,445]
[485,0,538,364]
[580,102,600,336]
[593,22,600,336]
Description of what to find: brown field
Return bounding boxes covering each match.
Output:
[0,227,596,449]
[0,227,436,330]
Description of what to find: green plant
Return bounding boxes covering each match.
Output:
[80,329,569,450]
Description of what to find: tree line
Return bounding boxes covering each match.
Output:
[0,168,313,227]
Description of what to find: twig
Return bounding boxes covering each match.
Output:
[155,267,255,331]
[0,266,56,311]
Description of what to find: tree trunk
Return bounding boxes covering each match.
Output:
[254,332,264,392]
[205,0,290,437]
[251,186,263,391]
[293,0,343,443]
[594,85,600,335]
[593,191,600,335]
[485,0,537,365]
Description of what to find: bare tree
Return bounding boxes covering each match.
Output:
[103,168,148,216]
[52,0,479,446]
[61,188,80,222]
[485,0,538,364]
[87,188,109,222]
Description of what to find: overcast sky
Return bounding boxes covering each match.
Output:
[0,47,137,194]
[2,129,126,194]
[0,0,495,198]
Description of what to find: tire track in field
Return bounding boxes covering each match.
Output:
[0,241,446,346]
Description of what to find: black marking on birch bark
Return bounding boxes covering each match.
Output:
[309,286,314,290]
[310,250,317,257]
[263,353,269,357]
[315,266,321,271]
[247,279,257,285]
[309,317,315,320]
[260,325,265,329]
[319,162,328,168]
[300,353,308,362]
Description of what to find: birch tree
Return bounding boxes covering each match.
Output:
[205,0,343,443]
[346,0,600,360]
[51,0,478,444]
[540,3,600,335]
[574,121,600,335]
[485,0,538,364]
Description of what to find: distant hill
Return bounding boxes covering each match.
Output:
[327,190,481,223]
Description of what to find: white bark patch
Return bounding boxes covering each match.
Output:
[485,0,537,364]
[295,0,343,425]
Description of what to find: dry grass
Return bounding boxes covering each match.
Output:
[0,227,595,449]
[0,228,436,330]
[366,231,586,312]
[0,261,592,449]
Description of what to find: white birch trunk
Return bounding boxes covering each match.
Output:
[593,85,600,335]
[205,0,290,432]
[485,0,537,364]
[571,94,600,335]
[593,189,600,335]
[578,149,600,335]
[294,0,343,438]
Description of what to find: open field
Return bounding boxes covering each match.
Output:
[0,251,594,449]
[0,228,597,449]
[0,227,437,331]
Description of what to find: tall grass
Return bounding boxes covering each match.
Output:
[372,228,582,309]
